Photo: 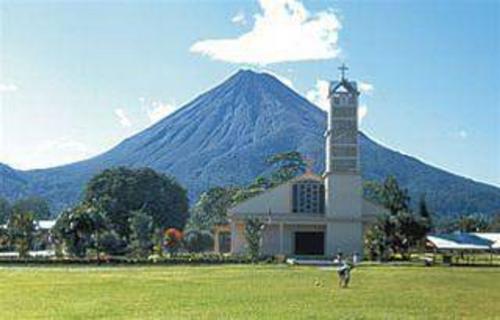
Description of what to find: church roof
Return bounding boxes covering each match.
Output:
[228,173,323,216]
[329,79,358,96]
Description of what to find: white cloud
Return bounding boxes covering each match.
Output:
[143,100,177,124]
[306,79,330,110]
[231,11,247,25]
[458,130,468,139]
[5,137,92,169]
[114,108,132,127]
[190,0,341,65]
[0,83,18,93]
[358,81,374,95]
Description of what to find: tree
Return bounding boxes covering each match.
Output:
[164,228,183,255]
[365,215,391,261]
[84,167,189,239]
[52,204,108,258]
[418,194,433,234]
[182,229,213,252]
[128,210,154,258]
[0,197,11,224]
[488,213,500,232]
[188,186,241,231]
[365,176,410,216]
[456,213,491,232]
[99,230,126,256]
[7,209,35,258]
[365,176,430,260]
[12,197,52,220]
[244,218,264,261]
[266,151,306,186]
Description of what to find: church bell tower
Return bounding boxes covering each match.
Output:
[324,64,364,257]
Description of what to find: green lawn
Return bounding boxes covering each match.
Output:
[0,265,499,319]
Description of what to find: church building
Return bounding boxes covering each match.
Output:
[215,65,386,257]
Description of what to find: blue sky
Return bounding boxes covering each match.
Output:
[0,0,499,187]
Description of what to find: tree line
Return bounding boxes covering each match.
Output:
[1,150,498,260]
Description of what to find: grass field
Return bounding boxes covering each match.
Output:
[1,265,499,319]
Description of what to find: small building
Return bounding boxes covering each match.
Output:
[427,233,500,252]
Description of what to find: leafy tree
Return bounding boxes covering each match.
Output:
[99,230,127,256]
[244,218,264,261]
[365,216,391,261]
[365,176,410,216]
[52,204,107,258]
[128,210,154,258]
[164,228,183,254]
[488,213,500,232]
[0,197,11,224]
[418,195,433,234]
[12,197,52,220]
[266,151,306,186]
[7,209,35,258]
[365,176,430,260]
[188,186,241,231]
[456,213,491,232]
[84,167,189,239]
[182,229,213,252]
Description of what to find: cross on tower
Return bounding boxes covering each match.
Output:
[338,63,348,80]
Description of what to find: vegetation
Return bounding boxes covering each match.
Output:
[0,197,12,224]
[128,210,154,258]
[84,167,189,239]
[365,176,431,261]
[266,151,307,186]
[244,218,264,261]
[52,204,107,258]
[434,212,496,233]
[188,186,242,232]
[7,209,35,257]
[456,213,492,232]
[45,167,188,259]
[0,265,499,319]
[11,196,52,220]
[186,151,307,255]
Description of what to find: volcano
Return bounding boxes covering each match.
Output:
[1,70,499,217]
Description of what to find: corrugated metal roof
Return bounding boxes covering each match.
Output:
[427,233,499,250]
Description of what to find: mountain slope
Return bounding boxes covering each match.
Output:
[1,70,499,217]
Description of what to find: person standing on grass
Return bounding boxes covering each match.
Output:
[336,258,353,288]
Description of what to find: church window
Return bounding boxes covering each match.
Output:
[292,180,325,214]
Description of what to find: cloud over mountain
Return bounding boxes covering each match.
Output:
[190,0,341,65]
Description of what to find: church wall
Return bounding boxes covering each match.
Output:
[326,221,363,256]
[231,222,328,256]
[231,183,291,215]
[261,225,280,255]
[325,173,362,218]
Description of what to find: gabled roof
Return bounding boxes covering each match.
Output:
[228,173,323,216]
[329,79,359,96]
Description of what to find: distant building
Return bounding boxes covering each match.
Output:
[214,65,387,257]
[427,233,500,252]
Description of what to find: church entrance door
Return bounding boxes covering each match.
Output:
[294,232,324,255]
